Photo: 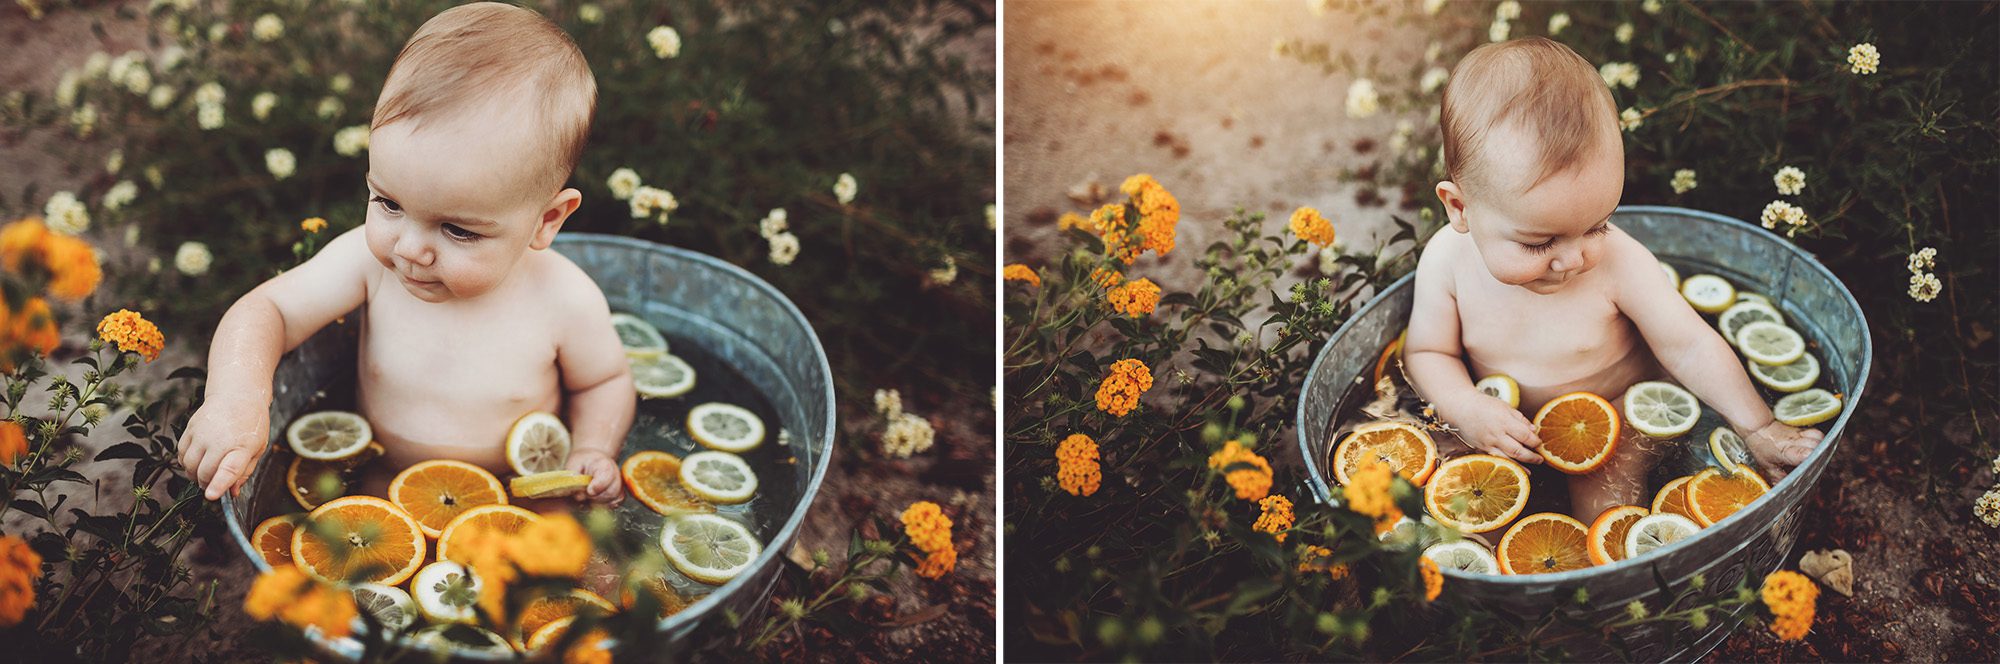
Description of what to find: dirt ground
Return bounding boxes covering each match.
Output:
[2,1,996,661]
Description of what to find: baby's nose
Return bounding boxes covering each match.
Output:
[393,232,432,266]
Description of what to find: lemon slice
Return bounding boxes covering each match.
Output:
[1660,261,1680,289]
[1423,540,1499,575]
[1707,428,1752,475]
[610,312,668,353]
[660,513,762,585]
[505,412,571,476]
[688,403,765,452]
[1773,389,1842,427]
[1474,374,1521,409]
[1735,291,1774,309]
[411,624,514,657]
[1734,321,1805,366]
[1624,513,1700,559]
[510,470,592,499]
[680,451,758,504]
[286,411,374,461]
[1679,274,1736,314]
[1376,515,1447,551]
[351,583,417,633]
[630,352,696,399]
[1622,381,1701,438]
[1748,353,1820,393]
[1718,302,1784,347]
[411,561,482,624]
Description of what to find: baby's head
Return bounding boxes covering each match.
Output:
[1434,37,1625,295]
[364,2,596,302]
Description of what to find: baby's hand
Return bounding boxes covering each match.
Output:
[568,449,624,506]
[1444,394,1543,465]
[1742,420,1825,481]
[176,397,270,501]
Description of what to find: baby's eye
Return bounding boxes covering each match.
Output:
[370,195,403,214]
[1586,223,1613,236]
[442,224,479,241]
[1522,238,1556,254]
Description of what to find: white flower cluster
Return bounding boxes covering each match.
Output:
[760,208,801,266]
[1419,67,1449,95]
[1495,1,1521,20]
[1388,119,1416,157]
[330,74,353,95]
[875,389,903,418]
[266,148,296,180]
[71,103,98,137]
[1643,0,1664,14]
[579,4,604,24]
[1906,246,1941,303]
[833,172,858,205]
[148,84,177,110]
[107,51,151,95]
[1599,62,1640,90]
[105,149,123,174]
[253,14,285,42]
[1489,17,1510,43]
[1976,487,2000,528]
[1344,78,1379,118]
[316,96,343,121]
[1670,169,1697,195]
[1548,13,1571,36]
[874,389,934,458]
[630,186,679,226]
[1847,43,1880,76]
[648,26,682,59]
[1423,0,1445,15]
[1619,107,1643,132]
[985,203,996,230]
[1615,23,1634,44]
[102,180,139,211]
[44,191,91,234]
[606,168,641,200]
[333,125,371,156]
[1773,166,1806,196]
[1758,200,1807,232]
[176,241,212,276]
[929,255,958,286]
[194,81,226,129]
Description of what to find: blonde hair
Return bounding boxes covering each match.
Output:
[373,2,596,192]
[1440,37,1616,196]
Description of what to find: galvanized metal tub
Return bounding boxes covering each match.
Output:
[1296,206,1871,661]
[220,233,837,660]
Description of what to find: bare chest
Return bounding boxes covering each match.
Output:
[1453,268,1637,382]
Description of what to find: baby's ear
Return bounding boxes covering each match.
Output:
[530,188,583,250]
[1435,181,1471,233]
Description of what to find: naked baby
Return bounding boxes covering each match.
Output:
[1402,37,1824,521]
[177,3,633,504]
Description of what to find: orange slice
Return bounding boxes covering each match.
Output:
[291,495,427,585]
[1372,329,1408,386]
[1332,421,1440,487]
[1685,467,1771,527]
[251,514,301,568]
[621,450,716,516]
[1651,475,1700,522]
[1531,392,1621,474]
[287,456,347,511]
[389,460,509,539]
[436,504,540,564]
[515,588,617,645]
[1586,505,1650,565]
[1422,454,1531,534]
[620,574,693,618]
[1497,512,1592,575]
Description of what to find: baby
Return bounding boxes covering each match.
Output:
[1403,38,1823,520]
[178,3,632,504]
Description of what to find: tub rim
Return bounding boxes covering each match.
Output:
[1296,204,1873,584]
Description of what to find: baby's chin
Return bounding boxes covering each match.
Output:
[1516,275,1571,295]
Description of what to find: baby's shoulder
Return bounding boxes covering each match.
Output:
[1414,226,1466,279]
[523,249,607,308]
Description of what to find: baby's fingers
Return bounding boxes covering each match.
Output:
[1486,436,1542,465]
[207,448,254,501]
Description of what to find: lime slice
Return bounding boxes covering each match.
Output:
[1679,274,1736,314]
[410,624,514,657]
[1423,540,1499,575]
[660,513,762,585]
[505,412,571,476]
[1622,381,1700,438]
[1773,389,1842,427]
[351,583,417,633]
[1474,374,1521,409]
[679,451,758,504]
[1624,513,1700,559]
[1734,321,1805,366]
[411,561,481,624]
[610,313,668,353]
[1660,261,1680,289]
[1748,353,1820,393]
[1718,302,1784,347]
[1707,428,1752,476]
[688,402,765,452]
[286,411,374,461]
[1735,292,1774,309]
[630,352,697,399]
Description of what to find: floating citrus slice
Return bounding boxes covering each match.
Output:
[1474,374,1521,409]
[1650,475,1700,522]
[411,624,514,657]
[1622,381,1700,438]
[1679,274,1736,314]
[1422,454,1531,534]
[1532,391,1621,474]
[610,312,668,353]
[1660,261,1680,289]
[620,574,693,618]
[629,351,697,399]
[1748,353,1820,393]
[1735,321,1806,366]
[1423,540,1499,575]
[1377,515,1445,551]
[251,514,301,568]
[661,513,762,585]
[1773,388,1842,427]
[1497,513,1592,575]
[1586,505,1650,565]
[291,495,426,586]
[506,411,571,476]
[286,411,374,461]
[1708,427,1753,476]
[286,456,348,511]
[621,451,715,516]
[681,451,758,504]
[1686,467,1771,527]
[688,402,766,453]
[510,470,593,499]
[515,589,616,647]
[437,504,540,564]
[412,560,483,624]
[1332,421,1440,487]
[525,616,575,653]
[351,583,417,633]
[1624,513,1700,559]
[1373,329,1408,387]
[1718,302,1785,346]
[389,460,509,539]
[1735,291,1774,309]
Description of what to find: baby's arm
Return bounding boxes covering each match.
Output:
[178,228,374,499]
[1402,238,1544,464]
[1607,232,1822,475]
[553,272,635,504]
